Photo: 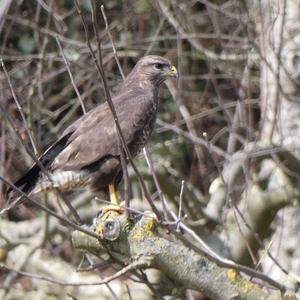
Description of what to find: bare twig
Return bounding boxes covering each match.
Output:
[55,35,87,114]
[1,58,38,156]
[202,132,294,286]
[176,180,184,231]
[267,0,286,143]
[100,6,130,213]
[156,0,252,61]
[157,119,228,159]
[0,95,82,224]
[85,255,119,300]
[74,0,161,219]
[0,259,151,286]
[100,6,125,80]
[0,175,98,239]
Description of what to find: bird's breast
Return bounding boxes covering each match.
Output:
[128,105,157,156]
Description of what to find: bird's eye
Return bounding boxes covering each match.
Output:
[154,63,164,70]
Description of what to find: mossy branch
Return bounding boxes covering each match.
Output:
[72,212,282,300]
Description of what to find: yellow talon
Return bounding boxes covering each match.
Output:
[97,184,123,219]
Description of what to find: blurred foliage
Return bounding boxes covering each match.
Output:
[1,0,259,212]
[0,0,264,298]
[0,0,259,227]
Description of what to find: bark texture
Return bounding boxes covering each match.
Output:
[73,211,282,300]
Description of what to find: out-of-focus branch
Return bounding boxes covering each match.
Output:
[0,0,11,34]
[225,161,300,265]
[156,0,255,61]
[206,147,300,288]
[55,35,87,115]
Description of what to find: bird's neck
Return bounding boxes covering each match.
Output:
[138,78,159,91]
[140,79,161,105]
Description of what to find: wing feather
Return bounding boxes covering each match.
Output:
[51,91,153,171]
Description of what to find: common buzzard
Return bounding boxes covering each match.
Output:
[5,55,177,211]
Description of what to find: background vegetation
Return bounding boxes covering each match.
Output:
[1,0,300,299]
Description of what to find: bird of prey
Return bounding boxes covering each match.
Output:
[5,55,178,213]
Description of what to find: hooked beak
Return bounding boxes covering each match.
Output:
[165,65,178,78]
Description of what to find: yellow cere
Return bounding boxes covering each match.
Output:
[171,66,177,72]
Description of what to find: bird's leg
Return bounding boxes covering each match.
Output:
[97,184,125,237]
[109,183,120,205]
[101,184,124,215]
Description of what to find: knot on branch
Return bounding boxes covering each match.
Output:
[95,210,122,241]
[72,212,158,257]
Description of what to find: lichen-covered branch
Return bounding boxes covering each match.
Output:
[72,212,282,300]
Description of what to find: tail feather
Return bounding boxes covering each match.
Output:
[1,194,28,215]
[2,164,41,215]
[4,133,72,211]
[4,165,40,209]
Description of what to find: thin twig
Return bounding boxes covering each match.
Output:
[143,145,169,221]
[0,259,151,286]
[100,5,130,214]
[119,141,130,216]
[156,0,250,61]
[202,132,293,285]
[176,180,184,232]
[85,255,119,300]
[100,5,125,80]
[0,175,98,239]
[74,0,161,219]
[1,58,38,156]
[262,0,287,143]
[150,174,286,292]
[157,119,228,159]
[0,97,82,224]
[55,35,87,114]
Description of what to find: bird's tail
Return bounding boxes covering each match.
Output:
[1,164,41,214]
[1,133,72,215]
[0,194,27,215]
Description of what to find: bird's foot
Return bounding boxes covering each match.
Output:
[98,184,125,217]
[101,203,124,215]
[95,204,125,240]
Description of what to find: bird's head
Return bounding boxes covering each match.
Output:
[132,55,178,86]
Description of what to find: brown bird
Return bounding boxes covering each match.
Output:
[5,55,177,212]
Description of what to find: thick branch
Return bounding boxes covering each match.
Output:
[72,212,282,300]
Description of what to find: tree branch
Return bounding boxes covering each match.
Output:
[72,211,283,300]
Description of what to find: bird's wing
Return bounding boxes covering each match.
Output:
[51,91,153,171]
[5,104,103,198]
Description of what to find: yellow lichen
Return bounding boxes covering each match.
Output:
[143,218,155,237]
[131,218,155,240]
[132,230,144,240]
[227,268,238,281]
[96,223,103,235]
[241,279,254,294]
[227,268,257,295]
